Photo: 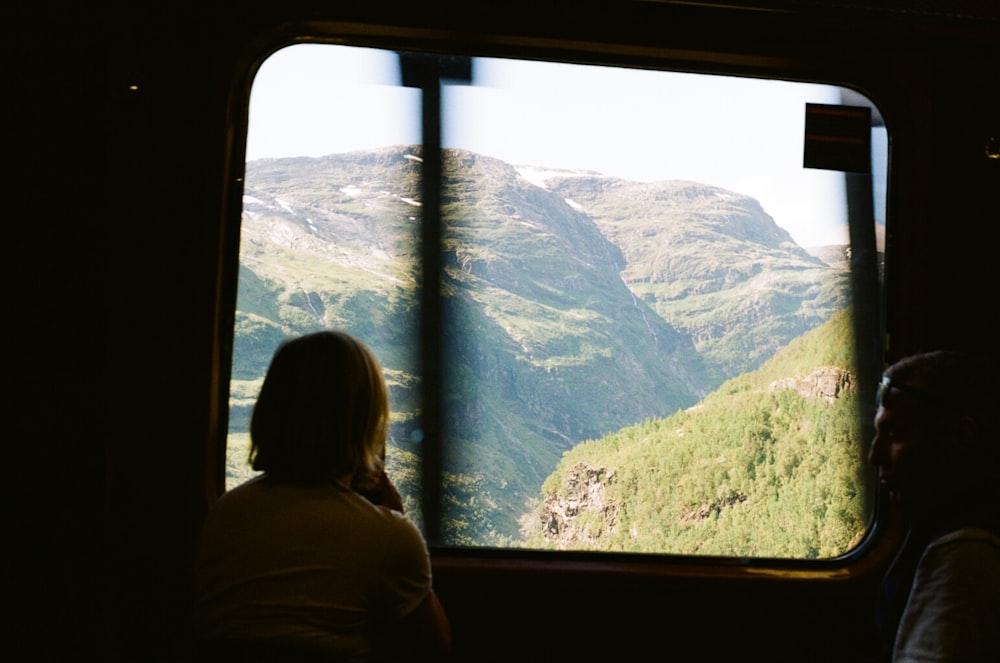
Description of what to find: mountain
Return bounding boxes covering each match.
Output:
[228,145,855,544]
[523,308,870,559]
[542,174,849,381]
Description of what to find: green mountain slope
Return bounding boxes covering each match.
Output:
[546,176,849,381]
[523,308,872,559]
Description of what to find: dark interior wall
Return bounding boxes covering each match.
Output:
[8,2,997,661]
[9,4,229,657]
[881,47,1000,362]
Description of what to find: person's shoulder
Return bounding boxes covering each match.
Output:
[372,505,429,551]
[899,527,1000,663]
[329,488,423,536]
[211,476,344,515]
[920,526,1000,576]
[220,473,267,494]
[930,526,1000,550]
[367,501,424,536]
[208,474,268,507]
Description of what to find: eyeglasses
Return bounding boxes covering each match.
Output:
[876,376,962,414]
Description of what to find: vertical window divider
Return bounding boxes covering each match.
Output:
[399,53,471,546]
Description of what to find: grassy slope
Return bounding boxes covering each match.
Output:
[526,308,872,559]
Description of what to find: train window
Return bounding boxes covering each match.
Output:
[226,42,887,560]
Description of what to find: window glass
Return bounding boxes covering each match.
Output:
[228,43,886,559]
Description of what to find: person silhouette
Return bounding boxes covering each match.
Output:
[869,350,1000,662]
[193,331,450,661]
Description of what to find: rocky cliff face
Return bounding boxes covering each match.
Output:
[768,366,856,402]
[531,463,622,550]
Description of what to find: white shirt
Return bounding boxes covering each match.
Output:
[193,475,432,661]
[894,527,1000,663]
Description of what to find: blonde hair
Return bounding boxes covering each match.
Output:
[249,331,388,483]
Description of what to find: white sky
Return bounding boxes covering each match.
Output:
[246,44,887,247]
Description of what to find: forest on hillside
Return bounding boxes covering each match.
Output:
[523,309,873,559]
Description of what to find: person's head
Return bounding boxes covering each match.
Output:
[249,330,389,484]
[868,350,999,523]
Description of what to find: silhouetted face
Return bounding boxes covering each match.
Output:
[868,387,962,518]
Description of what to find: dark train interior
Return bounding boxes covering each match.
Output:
[11,1,998,660]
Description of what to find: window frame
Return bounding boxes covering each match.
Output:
[214,16,894,581]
